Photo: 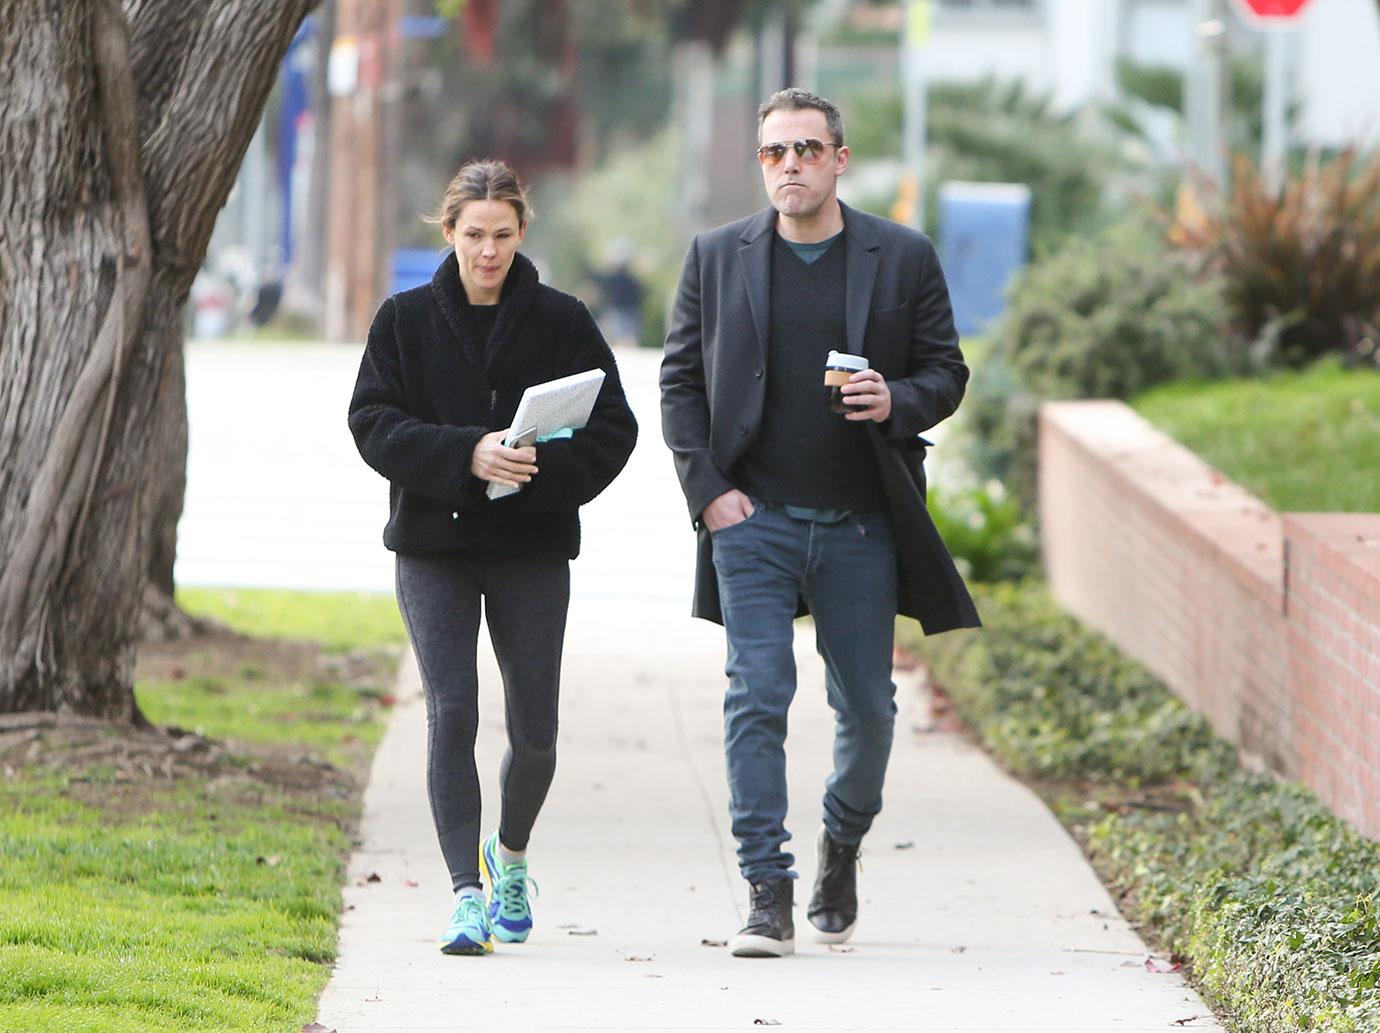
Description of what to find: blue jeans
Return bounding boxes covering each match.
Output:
[711,502,899,883]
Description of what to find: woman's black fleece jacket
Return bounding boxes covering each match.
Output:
[348,251,638,560]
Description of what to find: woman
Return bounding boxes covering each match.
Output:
[348,159,637,955]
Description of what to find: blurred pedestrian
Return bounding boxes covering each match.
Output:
[660,88,979,957]
[349,159,637,956]
[594,239,645,348]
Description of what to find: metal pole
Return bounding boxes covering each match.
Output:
[1261,26,1288,194]
[899,0,930,232]
[1187,0,1227,187]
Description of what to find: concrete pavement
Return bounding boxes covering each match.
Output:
[299,346,1225,1033]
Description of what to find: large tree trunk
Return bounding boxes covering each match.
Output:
[138,301,222,644]
[0,0,317,718]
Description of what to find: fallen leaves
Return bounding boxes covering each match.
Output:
[700,938,727,947]
[1143,955,1182,974]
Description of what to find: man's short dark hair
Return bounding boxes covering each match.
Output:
[757,87,845,147]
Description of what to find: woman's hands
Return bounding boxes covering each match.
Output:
[471,429,538,488]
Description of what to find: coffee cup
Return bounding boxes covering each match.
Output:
[824,351,869,413]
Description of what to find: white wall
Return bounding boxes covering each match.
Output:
[921,19,1052,92]
[1123,0,1194,69]
[901,0,1380,150]
[1295,0,1380,147]
[1045,0,1122,108]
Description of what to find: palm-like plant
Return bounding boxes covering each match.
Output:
[1174,150,1380,368]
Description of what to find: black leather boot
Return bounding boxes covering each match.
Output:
[807,827,859,943]
[729,877,795,957]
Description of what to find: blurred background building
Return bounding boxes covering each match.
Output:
[195,0,1380,344]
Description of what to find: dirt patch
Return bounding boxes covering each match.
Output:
[0,711,358,816]
[135,631,393,692]
[2,632,400,818]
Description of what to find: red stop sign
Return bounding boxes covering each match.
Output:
[1231,0,1313,22]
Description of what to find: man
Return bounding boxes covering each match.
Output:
[660,88,980,958]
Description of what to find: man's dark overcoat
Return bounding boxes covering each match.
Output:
[660,202,980,635]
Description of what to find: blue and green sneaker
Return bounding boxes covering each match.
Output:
[439,891,492,955]
[480,831,538,943]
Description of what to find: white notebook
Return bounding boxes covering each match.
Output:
[485,368,607,500]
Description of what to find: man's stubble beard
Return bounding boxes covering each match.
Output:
[773,187,826,222]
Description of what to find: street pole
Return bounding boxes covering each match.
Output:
[1261,26,1289,194]
[1186,0,1227,187]
[897,0,931,232]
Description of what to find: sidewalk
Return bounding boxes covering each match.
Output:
[314,348,1224,1033]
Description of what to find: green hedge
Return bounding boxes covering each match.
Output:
[905,581,1380,1033]
[968,218,1237,509]
[926,479,1037,584]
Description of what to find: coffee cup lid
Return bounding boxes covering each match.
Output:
[825,350,869,371]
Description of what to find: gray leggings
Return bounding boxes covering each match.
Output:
[395,552,570,892]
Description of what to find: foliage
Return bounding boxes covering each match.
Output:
[969,217,1236,507]
[1113,58,1183,114]
[176,587,405,653]
[911,582,1231,784]
[438,0,819,166]
[900,580,1380,1033]
[926,479,1037,584]
[530,126,683,349]
[1111,55,1288,157]
[998,218,1236,397]
[843,78,1126,256]
[1092,784,1380,1032]
[1134,358,1380,514]
[1174,150,1380,370]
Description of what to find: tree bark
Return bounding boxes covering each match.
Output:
[0,0,317,718]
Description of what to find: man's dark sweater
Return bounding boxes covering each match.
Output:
[732,233,886,514]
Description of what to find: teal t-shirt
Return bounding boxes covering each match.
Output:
[782,231,842,265]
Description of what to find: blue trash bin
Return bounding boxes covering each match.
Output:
[937,182,1031,337]
[391,248,446,297]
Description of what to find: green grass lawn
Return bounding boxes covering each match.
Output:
[134,672,387,772]
[177,586,405,652]
[1134,359,1380,513]
[0,589,402,1033]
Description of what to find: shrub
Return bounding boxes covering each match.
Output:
[926,479,1037,584]
[1110,55,1294,159]
[1174,149,1380,370]
[969,217,1237,506]
[915,581,1231,784]
[901,580,1380,1033]
[841,77,1127,255]
[1092,780,1380,1032]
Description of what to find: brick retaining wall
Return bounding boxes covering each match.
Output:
[1039,400,1380,839]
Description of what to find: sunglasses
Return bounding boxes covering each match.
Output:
[755,138,840,166]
